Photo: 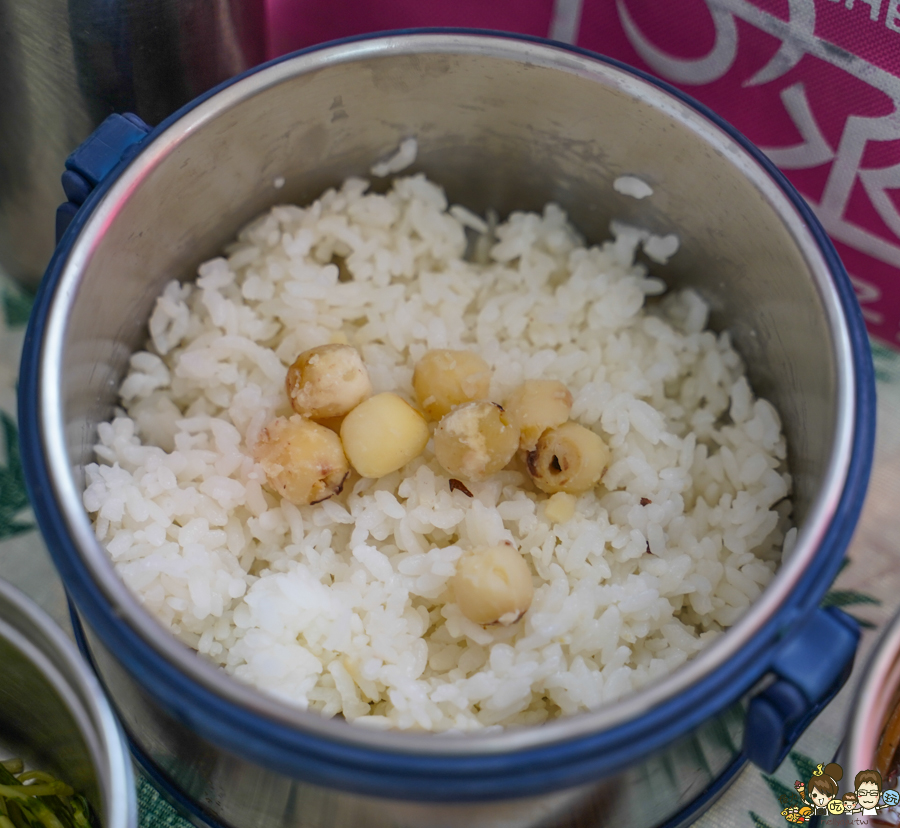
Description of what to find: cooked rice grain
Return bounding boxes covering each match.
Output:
[84,174,790,731]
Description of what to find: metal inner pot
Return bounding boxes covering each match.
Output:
[0,580,135,828]
[21,31,874,828]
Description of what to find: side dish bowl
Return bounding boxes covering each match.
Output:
[0,579,136,828]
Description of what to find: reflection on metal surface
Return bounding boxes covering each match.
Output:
[549,0,584,44]
[0,0,265,289]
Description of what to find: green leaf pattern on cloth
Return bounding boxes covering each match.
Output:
[136,774,192,828]
[749,812,780,828]
[761,772,803,813]
[822,590,881,629]
[788,750,820,793]
[0,410,32,539]
[0,283,32,539]
[873,340,900,385]
[2,290,32,328]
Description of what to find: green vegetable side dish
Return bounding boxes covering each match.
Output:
[0,759,94,828]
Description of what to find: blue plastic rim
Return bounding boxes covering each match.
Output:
[18,28,877,803]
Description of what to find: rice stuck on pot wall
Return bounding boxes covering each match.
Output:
[82,166,792,733]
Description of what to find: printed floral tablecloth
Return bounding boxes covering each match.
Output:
[0,270,898,828]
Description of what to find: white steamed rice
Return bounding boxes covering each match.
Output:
[83,173,793,732]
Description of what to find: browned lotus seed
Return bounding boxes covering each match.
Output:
[526,421,610,494]
[434,401,519,481]
[254,415,349,505]
[286,344,372,420]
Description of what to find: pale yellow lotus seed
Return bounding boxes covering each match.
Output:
[544,491,577,524]
[340,392,429,478]
[413,349,492,421]
[452,541,534,626]
[504,379,574,450]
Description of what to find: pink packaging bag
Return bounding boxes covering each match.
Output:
[577,0,900,348]
[265,0,555,57]
[266,0,900,348]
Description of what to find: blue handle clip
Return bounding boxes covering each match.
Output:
[56,113,151,244]
[744,606,859,772]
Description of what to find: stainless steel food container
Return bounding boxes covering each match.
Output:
[19,31,875,828]
[0,578,136,828]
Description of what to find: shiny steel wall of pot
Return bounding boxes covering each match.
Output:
[0,580,136,828]
[21,33,873,828]
[0,0,265,289]
[78,622,750,828]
